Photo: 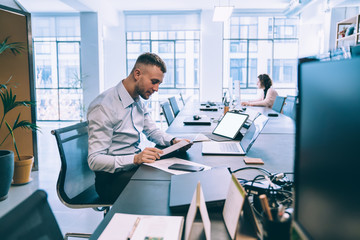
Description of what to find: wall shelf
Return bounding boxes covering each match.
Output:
[336,14,360,48]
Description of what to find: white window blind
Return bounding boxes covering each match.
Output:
[125,11,201,32]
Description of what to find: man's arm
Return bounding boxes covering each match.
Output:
[142,109,174,146]
[88,106,166,173]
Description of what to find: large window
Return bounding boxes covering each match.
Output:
[32,15,82,121]
[223,15,299,99]
[125,12,200,121]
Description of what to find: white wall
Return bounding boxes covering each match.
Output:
[102,12,127,91]
[199,10,223,102]
[80,12,101,114]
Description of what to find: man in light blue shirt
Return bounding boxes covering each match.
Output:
[87,53,190,203]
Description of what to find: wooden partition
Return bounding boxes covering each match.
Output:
[0,4,38,169]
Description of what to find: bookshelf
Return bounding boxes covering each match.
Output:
[336,14,360,48]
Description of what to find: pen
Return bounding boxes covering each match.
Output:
[259,194,273,221]
[127,217,141,240]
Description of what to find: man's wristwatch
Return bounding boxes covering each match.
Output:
[170,137,176,145]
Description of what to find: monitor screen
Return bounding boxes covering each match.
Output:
[294,58,360,239]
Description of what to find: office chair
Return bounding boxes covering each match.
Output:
[51,122,111,240]
[161,101,175,126]
[282,95,297,120]
[0,189,63,240]
[272,96,286,113]
[168,96,180,117]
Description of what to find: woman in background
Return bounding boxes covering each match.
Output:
[241,74,278,108]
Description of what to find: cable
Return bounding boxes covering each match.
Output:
[232,166,272,176]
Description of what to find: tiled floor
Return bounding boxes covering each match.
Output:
[0,120,168,238]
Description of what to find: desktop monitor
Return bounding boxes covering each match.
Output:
[294,57,360,239]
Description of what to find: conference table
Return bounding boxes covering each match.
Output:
[90,101,295,239]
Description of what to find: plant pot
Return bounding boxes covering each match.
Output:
[0,150,14,201]
[12,155,34,185]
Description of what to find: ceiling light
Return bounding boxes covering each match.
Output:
[212,6,234,22]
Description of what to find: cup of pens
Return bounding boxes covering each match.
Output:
[259,194,292,240]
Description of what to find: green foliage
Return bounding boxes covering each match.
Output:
[0,81,39,160]
[0,36,24,55]
[0,37,38,160]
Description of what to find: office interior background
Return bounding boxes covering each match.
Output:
[1,0,360,237]
[3,0,359,123]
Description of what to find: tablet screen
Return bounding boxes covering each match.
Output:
[212,112,249,139]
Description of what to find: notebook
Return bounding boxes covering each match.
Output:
[169,167,231,211]
[202,114,269,155]
[183,115,211,125]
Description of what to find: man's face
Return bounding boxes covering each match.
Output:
[134,65,164,100]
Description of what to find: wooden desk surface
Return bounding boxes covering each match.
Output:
[90,102,295,240]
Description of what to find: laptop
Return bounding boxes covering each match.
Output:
[206,111,248,141]
[183,115,211,125]
[202,114,269,155]
[169,167,231,211]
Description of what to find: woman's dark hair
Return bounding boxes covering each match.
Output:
[131,52,167,73]
[258,74,273,98]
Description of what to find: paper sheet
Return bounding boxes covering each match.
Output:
[192,133,210,142]
[144,157,211,175]
[98,213,184,240]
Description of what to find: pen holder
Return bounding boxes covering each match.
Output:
[224,106,229,114]
[262,209,291,240]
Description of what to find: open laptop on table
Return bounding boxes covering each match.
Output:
[205,111,249,141]
[202,114,269,155]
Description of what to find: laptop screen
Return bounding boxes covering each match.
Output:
[212,112,248,139]
[240,114,269,152]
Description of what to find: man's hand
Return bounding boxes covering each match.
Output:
[241,101,251,106]
[134,147,163,165]
[171,138,193,152]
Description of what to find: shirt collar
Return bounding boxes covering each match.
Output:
[117,80,139,108]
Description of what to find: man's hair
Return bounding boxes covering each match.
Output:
[258,74,273,90]
[131,52,167,73]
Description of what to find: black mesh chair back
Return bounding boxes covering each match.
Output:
[282,95,297,120]
[161,102,175,126]
[272,96,286,113]
[168,96,180,117]
[51,122,110,239]
[0,189,63,240]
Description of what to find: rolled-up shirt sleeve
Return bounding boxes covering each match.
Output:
[142,109,173,146]
[87,106,134,173]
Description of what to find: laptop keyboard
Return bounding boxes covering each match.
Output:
[220,143,240,152]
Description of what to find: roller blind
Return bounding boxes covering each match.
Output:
[125,11,201,32]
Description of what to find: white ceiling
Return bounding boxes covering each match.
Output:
[16,0,292,13]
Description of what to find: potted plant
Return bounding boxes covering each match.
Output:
[0,37,39,192]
